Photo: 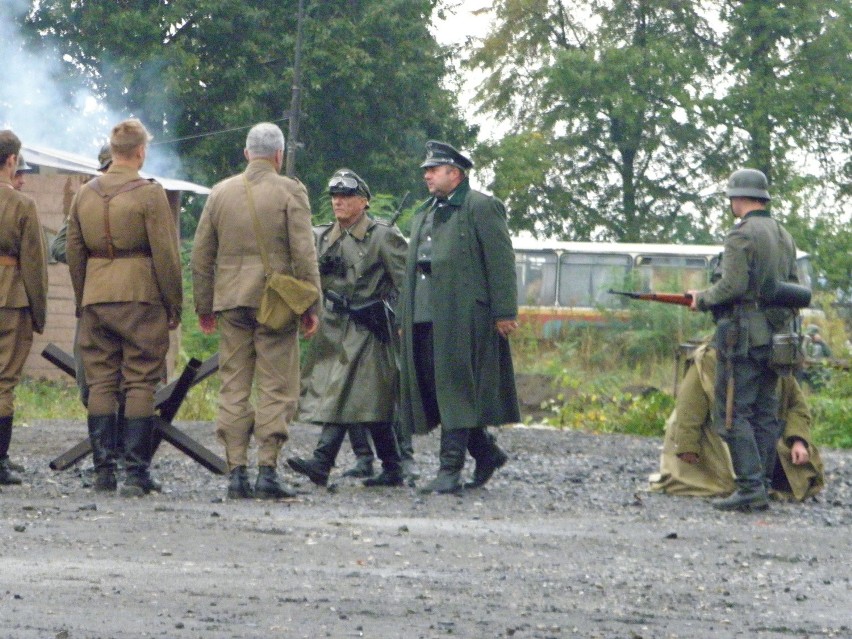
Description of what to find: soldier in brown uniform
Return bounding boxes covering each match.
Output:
[67,119,182,497]
[0,130,48,485]
[13,152,34,191]
[191,122,321,500]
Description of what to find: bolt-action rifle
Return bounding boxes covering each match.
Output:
[608,289,693,307]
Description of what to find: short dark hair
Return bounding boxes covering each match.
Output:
[0,130,22,166]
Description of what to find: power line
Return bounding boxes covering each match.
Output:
[150,116,290,146]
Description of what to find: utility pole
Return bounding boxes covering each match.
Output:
[285,0,305,177]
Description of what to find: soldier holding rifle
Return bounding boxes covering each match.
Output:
[687,168,799,512]
[288,169,408,488]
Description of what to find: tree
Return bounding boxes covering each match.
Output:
[710,0,852,197]
[22,0,473,211]
[468,0,718,242]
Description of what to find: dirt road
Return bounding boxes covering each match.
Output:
[1,420,849,638]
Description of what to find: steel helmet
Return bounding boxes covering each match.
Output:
[726,168,770,201]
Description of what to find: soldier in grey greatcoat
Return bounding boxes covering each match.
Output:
[67,119,182,497]
[399,141,520,495]
[0,130,47,485]
[689,168,799,512]
[288,169,407,488]
[192,122,320,500]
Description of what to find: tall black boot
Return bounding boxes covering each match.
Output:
[363,422,403,487]
[0,415,22,486]
[121,416,157,497]
[342,424,375,478]
[465,428,508,489]
[87,414,117,491]
[713,433,768,512]
[393,416,418,480]
[419,428,469,495]
[287,424,347,486]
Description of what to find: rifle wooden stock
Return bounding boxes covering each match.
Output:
[608,289,693,307]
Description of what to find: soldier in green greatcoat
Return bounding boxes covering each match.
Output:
[288,169,408,488]
[689,168,800,512]
[399,141,520,495]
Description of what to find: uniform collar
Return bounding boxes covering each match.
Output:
[742,209,771,219]
[0,175,13,189]
[105,164,141,179]
[244,158,278,179]
[327,212,374,245]
[432,177,470,208]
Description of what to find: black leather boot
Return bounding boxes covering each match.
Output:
[713,433,768,512]
[287,424,346,486]
[419,428,469,495]
[227,465,253,499]
[0,415,21,485]
[86,414,118,491]
[465,429,508,489]
[363,422,403,487]
[255,466,297,499]
[342,425,375,477]
[121,416,158,497]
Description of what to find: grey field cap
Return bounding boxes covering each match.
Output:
[726,168,771,201]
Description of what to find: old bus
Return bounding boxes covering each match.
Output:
[513,237,814,337]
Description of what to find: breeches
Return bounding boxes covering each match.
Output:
[0,308,34,417]
[412,322,441,429]
[79,302,169,418]
[215,307,299,469]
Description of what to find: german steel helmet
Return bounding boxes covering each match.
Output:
[97,143,113,171]
[725,168,771,201]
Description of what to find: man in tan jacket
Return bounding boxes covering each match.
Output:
[0,130,47,485]
[67,119,182,497]
[649,342,825,502]
[191,122,320,500]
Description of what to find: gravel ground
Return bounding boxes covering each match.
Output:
[0,419,849,639]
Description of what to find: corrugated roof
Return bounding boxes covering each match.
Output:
[21,144,211,195]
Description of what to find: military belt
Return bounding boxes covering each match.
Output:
[0,255,18,267]
[88,248,152,259]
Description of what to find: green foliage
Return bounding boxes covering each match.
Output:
[14,378,86,422]
[24,0,473,208]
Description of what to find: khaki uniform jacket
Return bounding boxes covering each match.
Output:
[191,159,320,314]
[0,178,47,332]
[399,179,521,434]
[299,214,407,423]
[649,344,825,501]
[66,165,182,321]
[696,210,798,346]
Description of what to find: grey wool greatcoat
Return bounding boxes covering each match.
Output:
[399,178,521,434]
[299,213,407,423]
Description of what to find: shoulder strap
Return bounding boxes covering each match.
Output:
[87,177,152,260]
[243,175,271,277]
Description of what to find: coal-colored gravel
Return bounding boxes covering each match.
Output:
[0,419,849,638]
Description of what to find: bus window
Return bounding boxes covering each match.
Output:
[558,253,631,309]
[515,251,558,306]
[635,255,711,292]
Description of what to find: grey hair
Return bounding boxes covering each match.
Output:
[245,122,285,159]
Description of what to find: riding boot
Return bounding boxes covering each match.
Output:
[120,416,157,497]
[255,465,297,499]
[465,428,508,489]
[86,414,117,491]
[363,422,403,487]
[0,415,22,485]
[393,416,418,480]
[419,428,469,495]
[342,424,375,478]
[713,433,768,512]
[287,424,347,486]
[123,413,161,492]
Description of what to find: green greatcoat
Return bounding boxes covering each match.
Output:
[299,213,407,424]
[399,178,521,435]
[649,344,825,501]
